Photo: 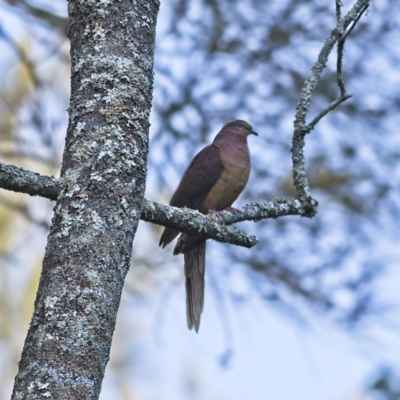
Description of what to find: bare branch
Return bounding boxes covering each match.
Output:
[172,197,316,253]
[292,0,369,203]
[0,161,58,200]
[335,0,343,24]
[340,3,369,44]
[336,0,347,96]
[336,1,368,97]
[0,162,316,250]
[306,94,352,132]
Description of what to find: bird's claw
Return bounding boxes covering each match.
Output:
[224,206,240,216]
[209,207,240,220]
[209,209,224,220]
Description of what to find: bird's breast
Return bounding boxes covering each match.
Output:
[199,142,250,213]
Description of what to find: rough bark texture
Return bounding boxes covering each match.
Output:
[11,0,159,398]
[0,161,59,200]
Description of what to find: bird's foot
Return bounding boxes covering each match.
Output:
[209,207,240,220]
[224,206,240,216]
[209,209,224,221]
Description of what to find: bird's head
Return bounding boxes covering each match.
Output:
[217,120,258,140]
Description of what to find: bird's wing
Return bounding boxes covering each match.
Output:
[159,144,223,247]
[170,143,223,209]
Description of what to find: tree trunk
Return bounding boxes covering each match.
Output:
[11,0,159,398]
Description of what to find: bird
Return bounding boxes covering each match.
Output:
[159,120,258,332]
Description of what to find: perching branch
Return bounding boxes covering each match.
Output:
[0,161,314,249]
[172,197,313,254]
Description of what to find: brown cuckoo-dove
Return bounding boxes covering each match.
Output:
[159,120,257,332]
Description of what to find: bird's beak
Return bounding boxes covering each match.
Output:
[249,130,258,136]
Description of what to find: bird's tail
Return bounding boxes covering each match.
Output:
[184,242,206,333]
[159,227,179,248]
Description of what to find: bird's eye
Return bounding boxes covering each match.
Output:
[236,123,243,128]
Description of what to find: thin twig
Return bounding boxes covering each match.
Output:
[335,0,343,24]
[336,0,346,96]
[292,0,369,203]
[340,3,369,44]
[306,0,368,135]
[306,94,352,132]
[336,1,369,97]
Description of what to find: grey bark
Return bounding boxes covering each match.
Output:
[0,162,59,200]
[11,0,159,399]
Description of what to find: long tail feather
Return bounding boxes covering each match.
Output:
[184,242,206,333]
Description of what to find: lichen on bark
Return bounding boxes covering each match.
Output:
[11,0,160,399]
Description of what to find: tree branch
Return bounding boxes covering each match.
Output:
[172,197,314,254]
[292,0,369,204]
[0,162,314,250]
[339,2,369,44]
[306,94,352,131]
[336,0,347,97]
[0,161,59,200]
